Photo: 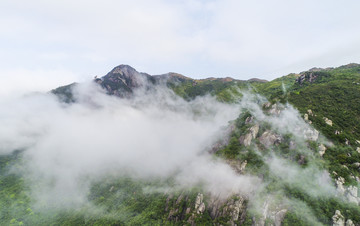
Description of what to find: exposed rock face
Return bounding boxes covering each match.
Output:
[259,130,283,147]
[335,177,360,204]
[227,160,248,174]
[304,113,309,121]
[239,124,259,147]
[208,195,247,225]
[346,186,360,205]
[166,194,186,222]
[239,161,248,172]
[92,65,198,99]
[303,128,319,141]
[54,65,194,102]
[345,139,350,146]
[250,124,260,139]
[239,133,253,147]
[194,193,205,214]
[99,65,155,97]
[357,147,360,154]
[167,193,248,225]
[319,144,327,156]
[346,219,355,226]
[268,103,281,115]
[245,116,254,124]
[274,209,287,226]
[296,71,328,85]
[324,117,333,126]
[254,199,287,226]
[335,177,346,194]
[307,109,313,116]
[332,210,345,226]
[229,199,246,224]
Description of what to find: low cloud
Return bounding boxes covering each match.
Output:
[0,81,343,226]
[0,82,261,208]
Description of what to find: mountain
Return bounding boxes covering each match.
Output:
[85,63,359,147]
[1,63,360,225]
[52,64,266,102]
[98,65,155,97]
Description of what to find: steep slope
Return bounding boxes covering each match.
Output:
[288,64,360,146]
[1,63,360,226]
[97,65,156,97]
[248,64,360,146]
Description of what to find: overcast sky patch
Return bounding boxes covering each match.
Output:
[1,0,359,95]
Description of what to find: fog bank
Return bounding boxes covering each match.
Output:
[0,82,261,207]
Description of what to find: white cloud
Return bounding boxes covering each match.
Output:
[1,0,360,86]
[0,83,261,208]
[0,81,340,223]
[0,68,83,98]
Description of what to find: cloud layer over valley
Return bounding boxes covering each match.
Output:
[0,79,348,226]
[0,82,261,208]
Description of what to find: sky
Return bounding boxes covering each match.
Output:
[1,0,360,96]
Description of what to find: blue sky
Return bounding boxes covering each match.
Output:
[1,0,360,96]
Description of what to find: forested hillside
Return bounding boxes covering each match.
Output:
[1,64,359,225]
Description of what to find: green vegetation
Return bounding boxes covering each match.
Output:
[170,78,248,102]
[252,73,299,103]
[3,63,360,225]
[51,83,77,103]
[0,150,221,225]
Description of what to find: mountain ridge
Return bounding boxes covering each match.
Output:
[51,63,360,146]
[12,62,357,225]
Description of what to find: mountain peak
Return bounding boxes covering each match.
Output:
[109,64,138,74]
[99,65,153,97]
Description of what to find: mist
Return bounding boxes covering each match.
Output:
[0,80,348,226]
[232,93,343,224]
[0,82,262,208]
